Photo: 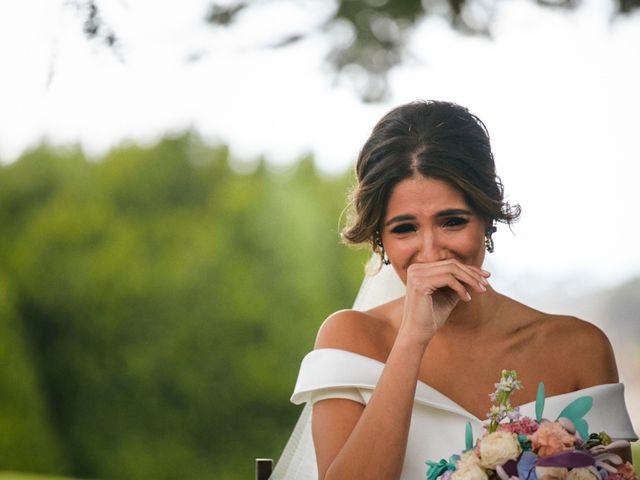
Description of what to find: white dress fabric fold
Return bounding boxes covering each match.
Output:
[271,348,638,480]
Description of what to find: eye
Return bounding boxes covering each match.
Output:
[390,223,417,234]
[442,217,469,228]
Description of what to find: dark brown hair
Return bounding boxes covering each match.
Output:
[341,100,520,252]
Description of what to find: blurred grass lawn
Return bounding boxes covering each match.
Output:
[0,474,83,480]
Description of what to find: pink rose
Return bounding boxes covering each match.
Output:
[529,422,576,458]
[604,474,625,480]
[497,416,539,435]
[615,462,637,480]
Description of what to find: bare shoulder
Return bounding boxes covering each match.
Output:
[314,301,400,361]
[314,309,372,350]
[540,314,611,350]
[538,313,619,387]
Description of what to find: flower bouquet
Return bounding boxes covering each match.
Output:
[426,370,638,480]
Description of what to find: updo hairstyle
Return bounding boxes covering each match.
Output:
[341,100,520,255]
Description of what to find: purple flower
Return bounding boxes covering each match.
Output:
[507,407,522,421]
[441,470,453,480]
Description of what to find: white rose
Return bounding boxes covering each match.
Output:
[451,464,489,480]
[566,468,599,480]
[479,431,522,469]
[457,451,482,469]
[451,451,489,480]
[535,466,569,480]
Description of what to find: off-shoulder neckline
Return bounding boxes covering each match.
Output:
[307,348,620,422]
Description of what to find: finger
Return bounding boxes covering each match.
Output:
[434,259,491,283]
[438,261,488,288]
[420,273,472,302]
[442,275,472,302]
[424,258,491,277]
[411,263,487,293]
[455,263,490,288]
[408,258,483,282]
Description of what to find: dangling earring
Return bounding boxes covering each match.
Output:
[485,225,497,253]
[375,230,390,265]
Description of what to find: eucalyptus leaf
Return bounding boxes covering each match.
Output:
[535,382,545,421]
[557,396,593,420]
[465,421,473,451]
[556,396,592,440]
[572,418,590,441]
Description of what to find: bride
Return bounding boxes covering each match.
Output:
[271,100,637,479]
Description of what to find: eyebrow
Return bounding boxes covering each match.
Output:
[384,208,473,226]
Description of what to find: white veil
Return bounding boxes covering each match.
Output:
[270,256,405,479]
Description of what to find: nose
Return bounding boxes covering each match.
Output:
[415,228,445,263]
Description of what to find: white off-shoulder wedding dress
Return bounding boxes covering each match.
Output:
[270,261,638,480]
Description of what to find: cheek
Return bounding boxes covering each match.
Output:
[384,237,419,263]
[451,231,486,261]
[462,235,483,251]
[391,262,409,285]
[382,240,412,284]
[381,232,408,253]
[469,234,487,262]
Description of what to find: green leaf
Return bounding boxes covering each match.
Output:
[557,396,593,420]
[572,418,590,441]
[557,396,593,440]
[535,382,545,421]
[465,421,473,451]
[426,459,455,480]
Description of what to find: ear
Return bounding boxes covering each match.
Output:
[484,218,496,234]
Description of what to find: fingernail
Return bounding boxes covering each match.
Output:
[479,283,487,292]
[482,270,491,276]
[466,292,472,301]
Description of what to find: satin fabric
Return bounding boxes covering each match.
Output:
[271,348,637,480]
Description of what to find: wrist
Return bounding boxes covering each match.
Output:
[394,327,432,353]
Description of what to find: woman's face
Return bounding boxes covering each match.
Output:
[381,175,487,284]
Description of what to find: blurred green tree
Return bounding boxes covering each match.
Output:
[0,134,367,479]
[0,275,68,474]
[69,0,640,102]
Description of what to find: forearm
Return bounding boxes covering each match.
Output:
[323,335,426,480]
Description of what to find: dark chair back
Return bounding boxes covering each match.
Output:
[255,458,273,480]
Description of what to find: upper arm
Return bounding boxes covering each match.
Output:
[312,398,365,479]
[567,318,619,388]
[565,320,634,463]
[312,310,381,478]
[577,322,634,464]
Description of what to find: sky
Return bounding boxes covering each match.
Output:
[1,0,640,295]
